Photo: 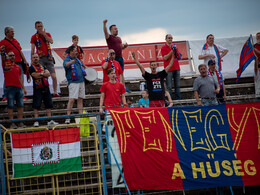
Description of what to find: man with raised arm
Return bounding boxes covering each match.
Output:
[1,47,26,129]
[103,19,130,92]
[31,21,61,97]
[198,34,228,72]
[132,52,174,107]
[0,26,29,100]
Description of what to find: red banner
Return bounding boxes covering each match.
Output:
[53,41,190,71]
[109,103,260,191]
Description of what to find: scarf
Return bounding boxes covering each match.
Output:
[1,50,12,71]
[35,33,53,59]
[171,44,182,60]
[76,45,83,61]
[67,55,86,81]
[31,63,49,89]
[208,69,223,89]
[203,43,222,71]
[106,57,119,81]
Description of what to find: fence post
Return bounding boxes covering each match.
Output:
[0,125,7,195]
[96,114,108,195]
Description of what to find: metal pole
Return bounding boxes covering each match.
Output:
[97,114,107,195]
[0,125,7,195]
[105,139,131,195]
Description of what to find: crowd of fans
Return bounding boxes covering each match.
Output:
[1,20,259,129]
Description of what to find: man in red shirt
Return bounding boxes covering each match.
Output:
[99,68,126,112]
[1,47,27,129]
[0,26,29,100]
[161,34,182,100]
[103,19,130,92]
[101,49,123,83]
[30,21,61,97]
[254,32,260,63]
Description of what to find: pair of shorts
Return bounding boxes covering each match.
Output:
[33,87,53,110]
[68,82,85,99]
[39,56,55,74]
[149,100,165,107]
[115,57,125,71]
[6,86,24,108]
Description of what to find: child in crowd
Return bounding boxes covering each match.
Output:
[63,35,85,63]
[126,97,134,107]
[138,90,149,108]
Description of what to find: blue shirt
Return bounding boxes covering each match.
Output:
[63,56,85,85]
[138,98,149,107]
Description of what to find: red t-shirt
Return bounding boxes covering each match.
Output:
[30,32,52,57]
[100,81,126,108]
[3,63,22,88]
[101,60,123,83]
[106,35,122,57]
[254,43,260,60]
[161,43,180,71]
[0,38,22,63]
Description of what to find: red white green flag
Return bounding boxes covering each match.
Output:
[11,128,82,178]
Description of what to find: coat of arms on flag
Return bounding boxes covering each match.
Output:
[11,128,82,178]
[31,141,60,166]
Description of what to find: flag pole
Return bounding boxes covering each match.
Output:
[250,34,256,56]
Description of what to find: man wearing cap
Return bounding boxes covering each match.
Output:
[101,49,123,83]
[207,59,226,103]
[199,34,228,72]
[193,64,220,106]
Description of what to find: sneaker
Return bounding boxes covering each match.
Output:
[47,120,59,125]
[65,118,71,124]
[2,97,7,101]
[53,94,62,98]
[34,121,39,127]
[10,123,17,129]
[23,97,27,100]
[125,87,131,93]
[18,122,26,128]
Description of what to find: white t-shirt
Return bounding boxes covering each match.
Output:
[200,44,227,71]
[254,71,260,97]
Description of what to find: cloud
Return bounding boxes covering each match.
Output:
[83,28,168,47]
[53,40,71,49]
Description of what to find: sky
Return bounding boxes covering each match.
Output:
[0,0,259,50]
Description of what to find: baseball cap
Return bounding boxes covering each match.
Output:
[208,59,216,65]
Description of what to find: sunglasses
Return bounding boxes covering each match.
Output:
[8,54,15,57]
[110,52,115,55]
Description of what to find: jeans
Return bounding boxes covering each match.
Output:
[166,70,181,100]
[2,82,6,98]
[201,98,218,106]
[115,57,125,71]
[6,86,24,108]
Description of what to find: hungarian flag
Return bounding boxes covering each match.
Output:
[236,35,256,82]
[11,128,82,178]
